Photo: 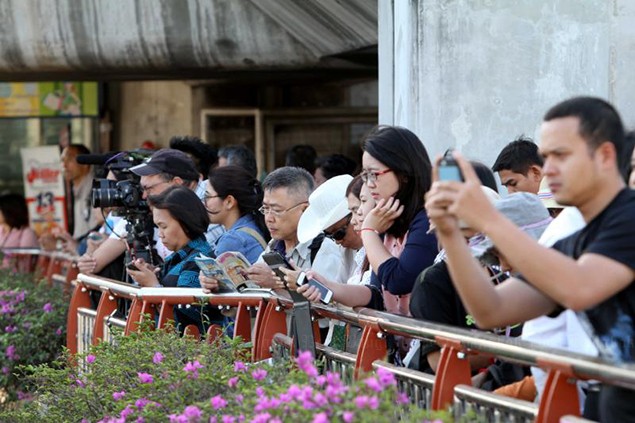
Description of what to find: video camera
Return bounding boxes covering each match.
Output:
[78,149,159,274]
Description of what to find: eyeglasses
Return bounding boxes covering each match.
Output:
[141,181,168,194]
[258,201,307,218]
[323,214,352,241]
[361,168,392,183]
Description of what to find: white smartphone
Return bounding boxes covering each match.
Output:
[297,272,333,304]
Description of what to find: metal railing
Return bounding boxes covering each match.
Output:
[63,272,635,423]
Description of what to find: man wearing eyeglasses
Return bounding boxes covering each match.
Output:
[247,167,343,291]
[77,149,201,278]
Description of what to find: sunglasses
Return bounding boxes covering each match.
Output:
[323,214,352,241]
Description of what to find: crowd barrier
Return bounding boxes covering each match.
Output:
[65,272,635,423]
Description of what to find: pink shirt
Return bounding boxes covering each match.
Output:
[0,226,39,269]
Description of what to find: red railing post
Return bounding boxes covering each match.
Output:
[92,292,119,345]
[253,301,287,361]
[431,337,472,410]
[354,325,387,379]
[535,367,580,423]
[66,282,93,355]
[234,301,252,343]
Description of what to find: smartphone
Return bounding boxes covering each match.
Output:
[438,149,463,182]
[261,252,293,280]
[125,262,140,271]
[87,233,103,241]
[297,272,334,304]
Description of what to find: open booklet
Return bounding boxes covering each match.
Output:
[194,251,260,293]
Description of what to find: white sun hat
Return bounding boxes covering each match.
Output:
[297,174,354,243]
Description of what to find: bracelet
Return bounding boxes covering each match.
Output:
[360,227,379,234]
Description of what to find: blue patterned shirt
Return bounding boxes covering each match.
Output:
[160,236,213,288]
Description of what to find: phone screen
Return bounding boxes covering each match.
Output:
[307,279,333,304]
[438,165,463,182]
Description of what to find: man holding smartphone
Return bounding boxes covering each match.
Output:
[244,167,342,292]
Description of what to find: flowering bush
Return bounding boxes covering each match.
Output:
[0,270,68,403]
[0,322,453,422]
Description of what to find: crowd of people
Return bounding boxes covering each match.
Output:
[5,95,635,421]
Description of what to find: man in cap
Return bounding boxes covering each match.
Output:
[77,149,201,278]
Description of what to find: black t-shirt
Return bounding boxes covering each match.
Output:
[409,261,520,374]
[552,189,635,363]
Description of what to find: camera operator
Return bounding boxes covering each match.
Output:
[77,149,201,279]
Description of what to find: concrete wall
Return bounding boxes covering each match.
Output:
[379,0,635,166]
[117,81,193,151]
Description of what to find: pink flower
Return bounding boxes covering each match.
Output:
[252,413,271,423]
[312,412,329,423]
[221,416,235,423]
[75,378,85,387]
[184,360,204,379]
[120,406,135,419]
[55,327,63,336]
[233,361,247,372]
[183,405,202,422]
[296,351,318,378]
[86,354,96,364]
[368,396,379,410]
[4,325,16,333]
[251,368,267,381]
[1,367,8,375]
[209,417,217,423]
[135,398,150,409]
[228,376,238,388]
[376,367,397,387]
[342,411,354,423]
[43,302,53,313]
[153,352,164,364]
[5,345,18,360]
[354,395,369,409]
[396,392,409,405]
[364,377,382,393]
[112,391,126,401]
[137,372,153,384]
[235,394,243,404]
[313,393,328,407]
[210,395,227,410]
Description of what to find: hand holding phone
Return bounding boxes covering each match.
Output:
[261,252,293,281]
[438,149,463,182]
[125,262,140,271]
[297,272,333,304]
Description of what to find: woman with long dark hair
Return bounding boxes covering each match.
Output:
[204,165,270,263]
[127,186,220,333]
[359,125,438,316]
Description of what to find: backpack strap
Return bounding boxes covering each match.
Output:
[237,226,267,249]
[308,233,325,265]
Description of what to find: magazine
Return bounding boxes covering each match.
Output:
[194,251,259,292]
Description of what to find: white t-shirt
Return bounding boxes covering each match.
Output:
[521,207,598,404]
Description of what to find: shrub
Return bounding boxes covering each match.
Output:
[0,270,68,403]
[0,323,451,422]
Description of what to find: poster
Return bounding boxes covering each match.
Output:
[0,82,98,117]
[20,146,67,237]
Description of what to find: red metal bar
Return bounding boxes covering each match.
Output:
[431,341,471,410]
[66,283,93,355]
[92,293,118,345]
[535,370,580,423]
[253,302,287,361]
[354,325,387,379]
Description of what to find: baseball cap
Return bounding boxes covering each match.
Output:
[470,192,552,264]
[130,148,199,180]
[297,174,354,243]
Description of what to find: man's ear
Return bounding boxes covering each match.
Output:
[596,141,617,169]
[172,176,184,186]
[528,164,543,181]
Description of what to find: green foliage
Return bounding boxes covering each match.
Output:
[0,270,68,403]
[0,323,452,422]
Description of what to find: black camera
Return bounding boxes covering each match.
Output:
[91,179,146,210]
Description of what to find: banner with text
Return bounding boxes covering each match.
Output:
[20,146,67,236]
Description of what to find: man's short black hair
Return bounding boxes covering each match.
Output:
[492,136,543,175]
[285,144,317,175]
[218,145,258,178]
[169,136,218,177]
[315,154,358,180]
[544,96,625,163]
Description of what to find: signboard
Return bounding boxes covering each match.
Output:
[0,82,98,117]
[20,146,67,237]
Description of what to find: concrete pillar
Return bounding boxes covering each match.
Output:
[379,0,635,165]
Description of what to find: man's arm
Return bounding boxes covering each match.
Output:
[436,225,557,328]
[437,152,635,311]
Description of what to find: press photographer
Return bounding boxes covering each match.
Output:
[76,149,201,282]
